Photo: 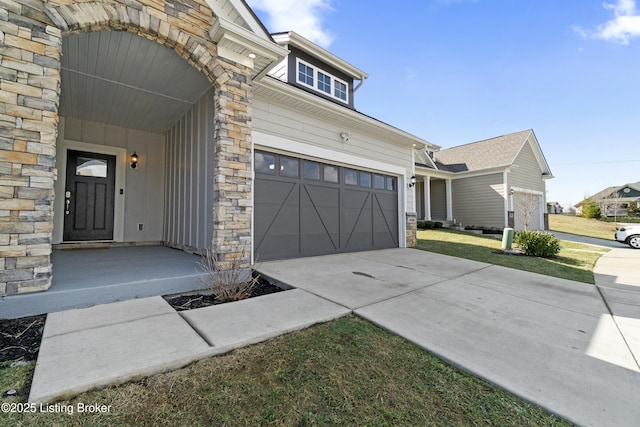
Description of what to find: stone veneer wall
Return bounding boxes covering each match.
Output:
[406,212,417,248]
[0,0,253,295]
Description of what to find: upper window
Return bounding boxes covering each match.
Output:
[334,81,347,101]
[296,58,349,104]
[298,62,314,86]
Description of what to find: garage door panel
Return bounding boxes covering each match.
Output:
[254,180,300,259]
[301,184,340,255]
[373,193,398,247]
[254,151,399,261]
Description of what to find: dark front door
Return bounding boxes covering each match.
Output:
[63,150,116,241]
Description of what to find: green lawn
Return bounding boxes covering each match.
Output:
[417,228,607,284]
[0,317,570,427]
[548,214,617,240]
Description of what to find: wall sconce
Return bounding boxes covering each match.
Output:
[408,175,416,188]
[130,152,139,169]
[339,131,351,143]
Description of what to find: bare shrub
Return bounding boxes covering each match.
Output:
[197,248,259,303]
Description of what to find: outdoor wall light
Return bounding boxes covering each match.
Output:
[130,152,139,169]
[339,131,350,143]
[408,175,416,188]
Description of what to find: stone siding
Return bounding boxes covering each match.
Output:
[406,212,417,248]
[0,0,253,294]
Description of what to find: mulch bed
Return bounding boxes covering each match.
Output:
[163,275,283,311]
[1,275,285,365]
[0,315,46,364]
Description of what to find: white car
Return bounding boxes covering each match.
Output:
[615,225,640,249]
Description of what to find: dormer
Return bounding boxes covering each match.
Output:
[268,31,368,109]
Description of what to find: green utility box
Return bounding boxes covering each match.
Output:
[502,228,515,250]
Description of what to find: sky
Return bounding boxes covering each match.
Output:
[246,0,640,210]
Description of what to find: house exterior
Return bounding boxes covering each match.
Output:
[414,130,553,231]
[576,182,640,217]
[0,0,442,297]
[0,0,553,298]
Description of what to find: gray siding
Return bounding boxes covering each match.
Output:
[509,142,545,194]
[452,173,505,228]
[164,90,214,251]
[430,180,447,220]
[58,117,166,242]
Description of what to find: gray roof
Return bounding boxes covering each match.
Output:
[588,181,640,201]
[434,129,532,173]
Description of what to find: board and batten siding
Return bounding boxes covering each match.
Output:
[430,180,447,221]
[252,96,415,211]
[164,90,215,252]
[53,117,166,243]
[451,173,505,229]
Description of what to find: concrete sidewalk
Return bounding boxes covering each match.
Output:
[29,289,349,403]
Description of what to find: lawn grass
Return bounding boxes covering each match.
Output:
[548,214,617,240]
[0,317,570,427]
[416,229,607,284]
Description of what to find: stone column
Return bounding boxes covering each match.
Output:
[211,64,253,267]
[0,10,61,295]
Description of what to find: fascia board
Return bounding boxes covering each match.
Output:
[272,32,368,81]
[210,18,289,64]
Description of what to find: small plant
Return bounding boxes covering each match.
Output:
[417,221,426,229]
[197,247,259,303]
[424,221,435,229]
[514,231,560,258]
[434,221,443,229]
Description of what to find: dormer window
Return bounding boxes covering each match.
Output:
[296,58,349,103]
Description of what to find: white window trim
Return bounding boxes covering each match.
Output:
[296,58,349,103]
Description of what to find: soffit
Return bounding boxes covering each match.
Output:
[59,31,211,133]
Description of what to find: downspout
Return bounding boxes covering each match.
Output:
[503,170,510,227]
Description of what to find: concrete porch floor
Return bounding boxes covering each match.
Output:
[0,246,208,319]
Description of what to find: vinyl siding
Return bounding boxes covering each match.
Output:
[164,90,214,251]
[252,95,415,211]
[452,173,505,228]
[55,117,166,243]
[509,142,545,195]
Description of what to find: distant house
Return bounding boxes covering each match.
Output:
[414,130,554,231]
[547,202,563,214]
[576,183,640,217]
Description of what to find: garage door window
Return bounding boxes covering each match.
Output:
[280,157,299,177]
[386,177,396,191]
[374,174,385,189]
[324,165,339,183]
[345,169,358,186]
[360,172,372,188]
[255,153,276,174]
[303,161,320,180]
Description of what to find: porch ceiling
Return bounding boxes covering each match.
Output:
[60,30,212,133]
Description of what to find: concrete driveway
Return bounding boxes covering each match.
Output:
[259,248,640,427]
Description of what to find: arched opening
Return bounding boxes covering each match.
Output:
[51,29,216,303]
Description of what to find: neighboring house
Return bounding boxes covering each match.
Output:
[0,0,553,298]
[576,182,640,217]
[414,130,554,231]
[547,202,563,214]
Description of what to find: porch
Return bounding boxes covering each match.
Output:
[0,246,207,319]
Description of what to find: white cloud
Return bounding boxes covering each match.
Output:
[247,0,335,48]
[578,0,640,44]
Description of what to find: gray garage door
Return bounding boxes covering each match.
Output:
[254,151,399,261]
